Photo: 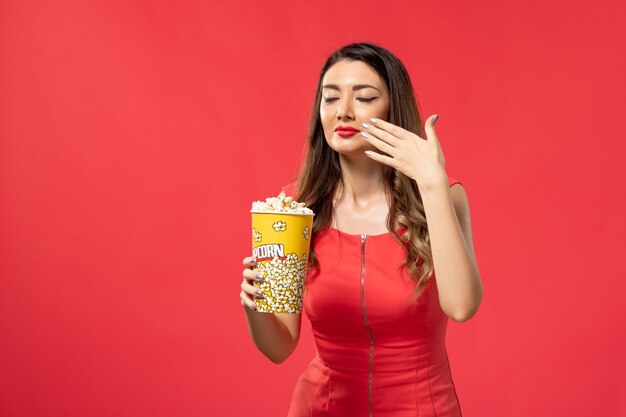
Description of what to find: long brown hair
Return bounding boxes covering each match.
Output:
[293,42,434,305]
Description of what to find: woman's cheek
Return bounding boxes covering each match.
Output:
[356,107,379,120]
[320,109,335,126]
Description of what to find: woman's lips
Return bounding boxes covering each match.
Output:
[336,129,359,138]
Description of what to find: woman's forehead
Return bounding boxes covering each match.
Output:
[322,61,382,87]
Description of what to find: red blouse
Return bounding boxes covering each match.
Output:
[283,177,464,417]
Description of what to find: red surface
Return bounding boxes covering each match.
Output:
[1,1,625,417]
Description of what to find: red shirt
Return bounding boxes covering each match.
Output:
[283,177,464,417]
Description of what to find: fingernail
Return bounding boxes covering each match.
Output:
[361,122,370,129]
[256,273,264,280]
[370,118,378,123]
[361,131,369,138]
[433,114,439,123]
[255,289,263,297]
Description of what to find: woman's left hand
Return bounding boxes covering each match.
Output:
[361,114,448,191]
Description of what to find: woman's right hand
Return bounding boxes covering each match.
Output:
[241,255,265,311]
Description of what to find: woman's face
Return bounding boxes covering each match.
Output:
[320,59,390,158]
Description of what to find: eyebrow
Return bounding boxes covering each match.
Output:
[322,83,381,93]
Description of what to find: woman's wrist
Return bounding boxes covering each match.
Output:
[415,170,449,196]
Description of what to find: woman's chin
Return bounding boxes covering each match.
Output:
[327,138,368,154]
[336,148,377,161]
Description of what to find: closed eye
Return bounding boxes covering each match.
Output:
[323,97,378,103]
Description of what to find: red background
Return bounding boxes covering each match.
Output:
[1,1,625,416]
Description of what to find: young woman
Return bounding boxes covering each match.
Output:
[240,42,482,417]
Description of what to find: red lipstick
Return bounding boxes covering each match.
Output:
[335,125,360,138]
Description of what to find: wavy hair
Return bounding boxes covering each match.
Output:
[292,42,434,305]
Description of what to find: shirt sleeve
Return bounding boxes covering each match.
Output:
[448,176,462,187]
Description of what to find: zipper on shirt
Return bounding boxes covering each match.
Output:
[361,234,374,417]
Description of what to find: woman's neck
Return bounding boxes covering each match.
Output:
[336,155,386,207]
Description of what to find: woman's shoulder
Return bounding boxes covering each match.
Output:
[282,178,461,195]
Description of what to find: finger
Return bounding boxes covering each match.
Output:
[362,121,401,146]
[360,131,396,156]
[241,280,265,299]
[243,255,257,267]
[240,291,257,310]
[424,114,440,142]
[364,150,398,169]
[243,268,266,282]
[367,118,409,140]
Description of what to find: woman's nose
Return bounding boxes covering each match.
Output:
[336,99,354,120]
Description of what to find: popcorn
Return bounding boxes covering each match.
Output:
[254,253,308,313]
[251,191,314,215]
[250,191,314,313]
[272,221,287,232]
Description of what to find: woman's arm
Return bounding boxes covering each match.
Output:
[420,179,483,322]
[242,307,302,364]
[356,116,482,321]
[241,256,302,363]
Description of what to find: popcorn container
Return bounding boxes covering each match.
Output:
[250,211,314,313]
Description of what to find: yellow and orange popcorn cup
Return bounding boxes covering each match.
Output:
[250,211,314,313]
